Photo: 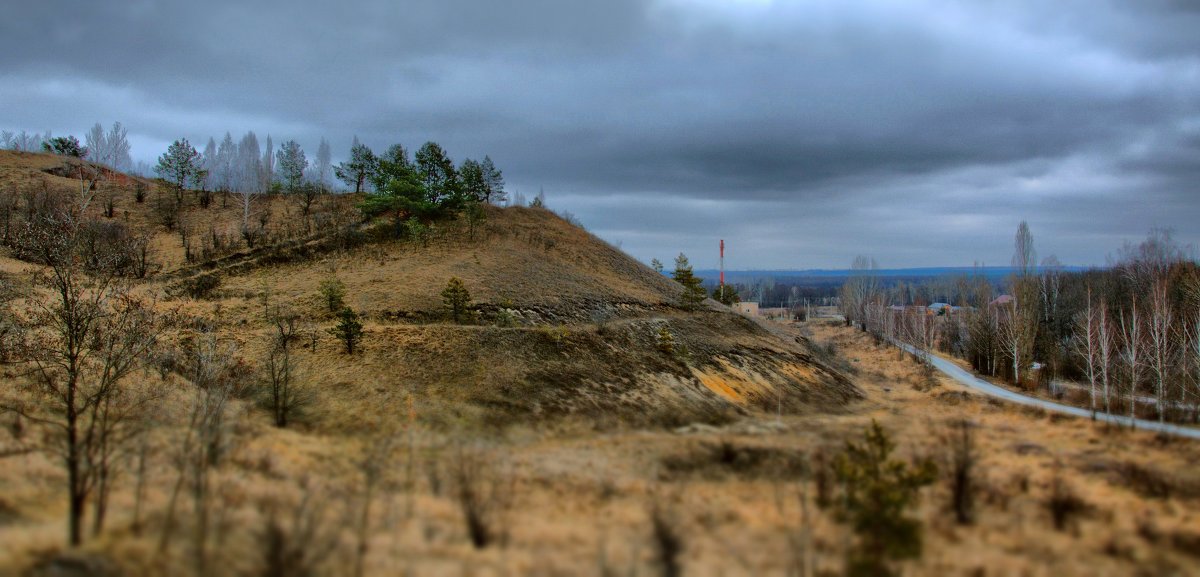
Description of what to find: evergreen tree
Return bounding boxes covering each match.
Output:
[672,253,707,310]
[328,307,364,354]
[712,285,740,306]
[155,138,204,202]
[276,140,308,192]
[43,135,86,157]
[414,141,461,208]
[459,159,488,203]
[334,137,378,193]
[833,421,937,577]
[480,155,505,204]
[441,277,473,323]
[651,258,664,274]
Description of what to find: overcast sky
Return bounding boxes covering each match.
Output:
[2,0,1198,269]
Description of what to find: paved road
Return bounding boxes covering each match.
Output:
[895,342,1200,441]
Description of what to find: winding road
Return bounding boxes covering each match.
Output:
[895,342,1200,441]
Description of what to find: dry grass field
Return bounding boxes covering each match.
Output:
[1,151,1198,576]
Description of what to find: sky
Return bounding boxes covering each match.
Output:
[2,0,1198,269]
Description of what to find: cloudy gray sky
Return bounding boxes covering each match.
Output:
[3,0,1198,269]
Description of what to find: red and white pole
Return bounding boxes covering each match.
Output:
[720,239,725,287]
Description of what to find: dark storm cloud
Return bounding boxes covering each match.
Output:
[2,0,1198,268]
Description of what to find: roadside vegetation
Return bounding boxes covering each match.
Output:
[840,222,1200,426]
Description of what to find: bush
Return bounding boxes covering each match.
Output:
[1046,466,1087,532]
[833,420,937,577]
[657,325,676,355]
[494,308,517,327]
[182,273,221,299]
[318,276,346,314]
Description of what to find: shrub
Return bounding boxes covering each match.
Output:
[318,276,346,314]
[494,308,517,327]
[947,419,978,525]
[833,420,937,577]
[1046,466,1087,532]
[657,325,676,355]
[182,274,221,299]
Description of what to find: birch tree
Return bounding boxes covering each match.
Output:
[1118,301,1144,419]
[1097,297,1115,414]
[1147,279,1176,423]
[1074,288,1101,413]
[235,132,263,240]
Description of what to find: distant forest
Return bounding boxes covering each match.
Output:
[692,267,1092,308]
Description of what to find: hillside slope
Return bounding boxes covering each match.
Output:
[0,151,860,429]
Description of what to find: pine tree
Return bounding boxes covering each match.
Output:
[155,138,204,203]
[651,258,664,274]
[480,155,505,204]
[441,277,473,324]
[672,253,707,311]
[276,140,308,193]
[328,307,364,354]
[833,421,937,577]
[334,137,378,193]
[44,135,87,157]
[712,285,740,306]
[414,142,460,208]
[459,159,488,203]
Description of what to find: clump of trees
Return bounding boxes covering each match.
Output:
[355,140,506,237]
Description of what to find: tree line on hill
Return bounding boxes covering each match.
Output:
[3,123,134,174]
[841,223,1200,424]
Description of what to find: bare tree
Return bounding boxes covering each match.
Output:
[1186,296,1200,422]
[157,332,248,575]
[314,137,333,189]
[840,255,880,331]
[263,308,310,428]
[1147,279,1176,423]
[1007,222,1040,387]
[997,300,1029,385]
[2,217,161,545]
[1097,297,1115,415]
[1012,221,1036,276]
[1074,288,1101,414]
[1118,301,1145,420]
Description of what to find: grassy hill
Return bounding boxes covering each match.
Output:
[0,149,859,431]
